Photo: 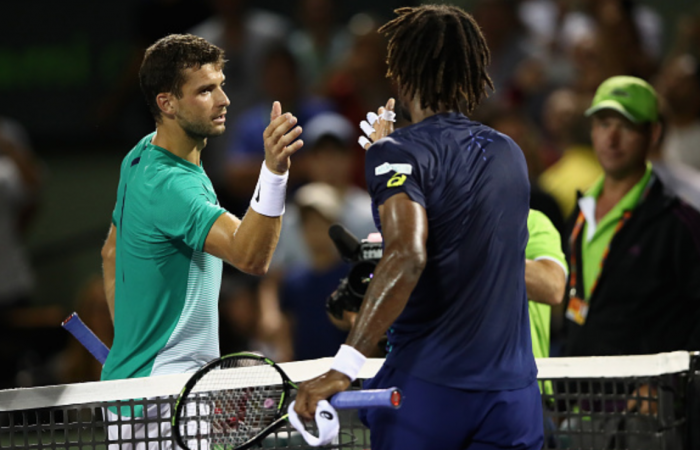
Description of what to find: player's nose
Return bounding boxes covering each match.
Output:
[217,88,230,107]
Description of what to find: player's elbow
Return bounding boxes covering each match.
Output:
[230,251,270,276]
[410,250,427,275]
[236,260,270,277]
[101,240,115,264]
[249,264,270,277]
[223,247,271,276]
[390,246,427,280]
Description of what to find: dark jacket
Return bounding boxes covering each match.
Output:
[564,173,700,356]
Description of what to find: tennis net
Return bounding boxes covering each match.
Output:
[0,352,698,449]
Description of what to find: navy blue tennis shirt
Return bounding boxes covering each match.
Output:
[365,112,536,391]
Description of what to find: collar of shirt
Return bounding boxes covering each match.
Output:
[148,141,206,174]
[578,162,653,242]
[576,162,653,300]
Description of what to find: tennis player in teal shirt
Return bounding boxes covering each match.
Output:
[101,34,303,448]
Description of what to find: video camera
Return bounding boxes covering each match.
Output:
[325,224,383,320]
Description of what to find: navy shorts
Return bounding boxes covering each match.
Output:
[359,365,543,450]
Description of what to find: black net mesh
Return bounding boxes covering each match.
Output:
[541,373,688,449]
[0,396,369,449]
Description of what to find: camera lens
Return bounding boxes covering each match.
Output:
[347,261,377,297]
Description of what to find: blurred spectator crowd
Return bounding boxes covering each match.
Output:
[1,0,700,387]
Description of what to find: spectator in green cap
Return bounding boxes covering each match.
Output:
[585,75,659,124]
[563,75,700,362]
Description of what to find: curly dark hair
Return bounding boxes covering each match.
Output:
[139,34,226,122]
[378,5,494,114]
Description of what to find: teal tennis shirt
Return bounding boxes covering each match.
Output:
[102,132,227,382]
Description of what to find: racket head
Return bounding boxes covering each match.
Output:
[172,352,294,450]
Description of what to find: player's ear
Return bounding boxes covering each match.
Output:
[156,92,176,118]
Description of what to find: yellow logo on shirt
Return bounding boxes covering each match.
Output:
[387,173,407,187]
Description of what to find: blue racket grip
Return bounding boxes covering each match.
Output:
[329,388,402,410]
[62,312,110,364]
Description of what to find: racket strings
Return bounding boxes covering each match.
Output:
[178,357,287,448]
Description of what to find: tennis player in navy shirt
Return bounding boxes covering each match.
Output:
[295,6,542,449]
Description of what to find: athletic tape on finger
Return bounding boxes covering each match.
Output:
[367,112,378,126]
[358,136,371,149]
[360,120,375,137]
[287,400,339,447]
[380,110,396,122]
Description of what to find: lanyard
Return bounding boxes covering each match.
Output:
[568,210,631,299]
[568,174,655,300]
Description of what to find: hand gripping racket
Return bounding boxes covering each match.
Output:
[171,352,401,450]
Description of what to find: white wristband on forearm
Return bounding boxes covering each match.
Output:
[250,162,288,217]
[330,345,366,381]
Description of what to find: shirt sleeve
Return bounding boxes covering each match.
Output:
[526,209,568,276]
[364,137,426,208]
[151,176,227,251]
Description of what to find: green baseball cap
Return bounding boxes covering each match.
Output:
[585,76,658,123]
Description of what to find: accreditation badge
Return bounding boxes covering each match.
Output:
[566,296,589,325]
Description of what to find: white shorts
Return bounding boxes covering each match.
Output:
[105,399,210,450]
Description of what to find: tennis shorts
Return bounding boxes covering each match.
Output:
[359,365,543,450]
[105,399,209,450]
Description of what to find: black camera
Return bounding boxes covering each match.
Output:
[326,224,383,320]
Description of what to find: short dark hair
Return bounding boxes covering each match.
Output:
[378,5,494,114]
[139,34,226,121]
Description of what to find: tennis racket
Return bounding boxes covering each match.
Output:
[61,312,110,364]
[171,352,401,450]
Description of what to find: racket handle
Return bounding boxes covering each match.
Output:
[329,388,402,410]
[62,312,110,365]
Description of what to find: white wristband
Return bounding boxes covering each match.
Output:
[250,162,288,217]
[330,345,366,381]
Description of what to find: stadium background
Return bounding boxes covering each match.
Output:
[0,0,699,389]
[0,0,413,319]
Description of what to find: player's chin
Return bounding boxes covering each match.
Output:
[208,125,226,137]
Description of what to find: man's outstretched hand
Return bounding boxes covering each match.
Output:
[294,370,351,420]
[263,101,304,175]
[359,98,396,150]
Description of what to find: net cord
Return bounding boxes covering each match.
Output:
[0,352,690,412]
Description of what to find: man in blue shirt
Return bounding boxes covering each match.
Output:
[295,6,542,449]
